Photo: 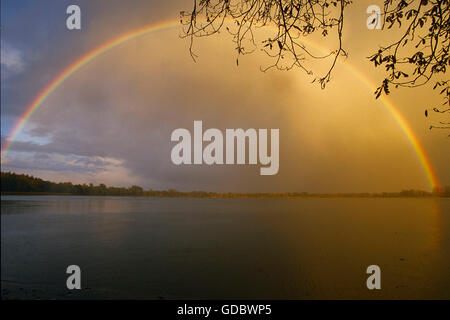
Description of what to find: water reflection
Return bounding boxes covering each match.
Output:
[1,196,449,299]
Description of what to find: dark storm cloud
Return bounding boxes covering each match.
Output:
[1,0,191,118]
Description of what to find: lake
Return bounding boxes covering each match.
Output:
[1,196,449,299]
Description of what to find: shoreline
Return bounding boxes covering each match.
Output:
[3,172,449,198]
[2,192,448,199]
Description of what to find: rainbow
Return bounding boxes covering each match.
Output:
[344,66,440,191]
[0,20,440,190]
[1,19,176,158]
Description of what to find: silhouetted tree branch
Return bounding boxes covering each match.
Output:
[180,0,449,133]
[369,0,449,134]
[180,0,351,88]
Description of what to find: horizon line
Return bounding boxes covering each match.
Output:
[2,171,448,196]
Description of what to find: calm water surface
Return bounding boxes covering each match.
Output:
[1,196,449,299]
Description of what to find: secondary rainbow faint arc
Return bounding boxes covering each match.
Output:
[0,20,440,190]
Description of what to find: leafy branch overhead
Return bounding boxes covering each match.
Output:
[180,0,449,133]
[369,0,449,133]
[180,0,351,89]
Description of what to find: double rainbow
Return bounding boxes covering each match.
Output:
[0,20,440,190]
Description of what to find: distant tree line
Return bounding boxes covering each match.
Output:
[1,172,449,198]
[1,172,145,196]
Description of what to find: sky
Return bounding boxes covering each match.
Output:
[1,0,449,193]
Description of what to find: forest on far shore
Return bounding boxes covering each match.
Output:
[1,172,449,198]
